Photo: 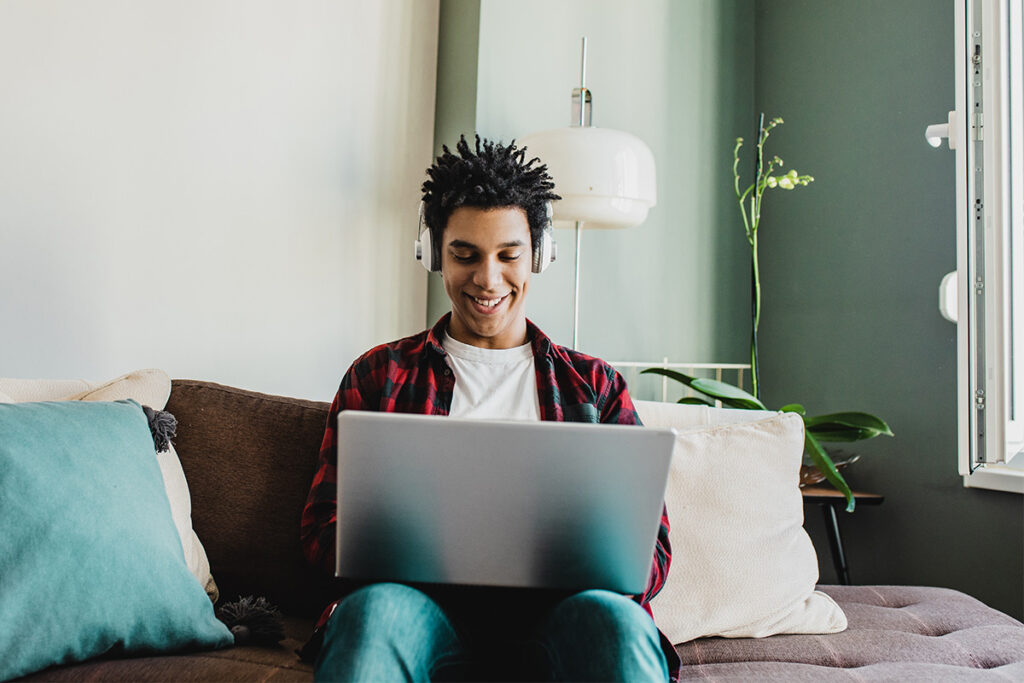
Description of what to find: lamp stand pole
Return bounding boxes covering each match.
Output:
[521,36,656,351]
[572,220,583,349]
[571,37,588,350]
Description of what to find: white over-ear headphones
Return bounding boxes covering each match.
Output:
[414,202,557,274]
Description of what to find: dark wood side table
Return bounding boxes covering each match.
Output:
[801,486,884,585]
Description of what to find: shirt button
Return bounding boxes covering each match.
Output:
[444,368,451,376]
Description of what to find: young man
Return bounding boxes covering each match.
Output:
[301,135,678,681]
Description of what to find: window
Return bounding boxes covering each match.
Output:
[947,0,1024,493]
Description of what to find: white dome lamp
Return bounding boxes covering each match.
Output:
[518,38,657,350]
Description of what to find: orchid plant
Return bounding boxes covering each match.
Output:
[644,115,892,512]
[735,115,814,398]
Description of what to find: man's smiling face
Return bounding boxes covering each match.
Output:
[440,205,532,349]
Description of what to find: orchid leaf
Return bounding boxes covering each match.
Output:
[781,403,806,415]
[640,368,766,410]
[677,396,714,406]
[804,412,893,441]
[805,431,855,512]
[809,425,882,442]
[690,378,766,410]
[640,367,697,386]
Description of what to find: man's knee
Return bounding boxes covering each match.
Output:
[338,582,435,616]
[536,590,667,681]
[329,582,441,638]
[317,583,462,682]
[553,590,655,636]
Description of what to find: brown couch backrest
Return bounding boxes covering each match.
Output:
[167,379,341,617]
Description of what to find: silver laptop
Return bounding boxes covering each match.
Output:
[335,410,675,595]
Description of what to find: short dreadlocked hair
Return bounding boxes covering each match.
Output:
[420,134,560,263]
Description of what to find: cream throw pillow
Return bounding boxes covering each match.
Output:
[0,370,218,602]
[67,368,171,407]
[0,378,93,402]
[635,401,847,645]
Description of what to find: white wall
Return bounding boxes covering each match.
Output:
[0,0,438,401]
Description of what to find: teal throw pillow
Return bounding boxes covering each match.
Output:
[0,400,233,680]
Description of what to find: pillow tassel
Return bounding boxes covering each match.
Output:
[216,596,285,646]
[141,405,176,453]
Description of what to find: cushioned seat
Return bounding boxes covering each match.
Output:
[674,585,1024,680]
[19,618,315,681]
[24,587,1023,681]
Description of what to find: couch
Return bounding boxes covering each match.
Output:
[13,379,1024,681]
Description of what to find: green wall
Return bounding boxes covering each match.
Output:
[432,0,1024,619]
[429,0,755,394]
[426,0,481,328]
[754,0,1024,619]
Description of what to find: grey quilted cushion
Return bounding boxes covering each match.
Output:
[675,585,1024,681]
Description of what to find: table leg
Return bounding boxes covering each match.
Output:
[821,503,850,585]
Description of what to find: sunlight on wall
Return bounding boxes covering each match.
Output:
[0,0,438,400]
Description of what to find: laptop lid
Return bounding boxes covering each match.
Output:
[335,410,675,595]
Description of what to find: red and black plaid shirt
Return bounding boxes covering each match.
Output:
[301,314,679,677]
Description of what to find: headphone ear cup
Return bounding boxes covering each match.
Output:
[533,229,554,273]
[414,201,441,272]
[416,228,436,271]
[532,202,556,274]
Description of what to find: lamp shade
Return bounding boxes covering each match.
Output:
[518,126,657,230]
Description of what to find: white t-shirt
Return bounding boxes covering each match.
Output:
[441,330,541,421]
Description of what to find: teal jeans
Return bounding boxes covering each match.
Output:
[314,583,668,682]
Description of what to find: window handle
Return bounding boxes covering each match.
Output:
[939,271,958,323]
[925,110,957,149]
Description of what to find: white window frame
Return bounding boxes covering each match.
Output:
[952,0,1024,493]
